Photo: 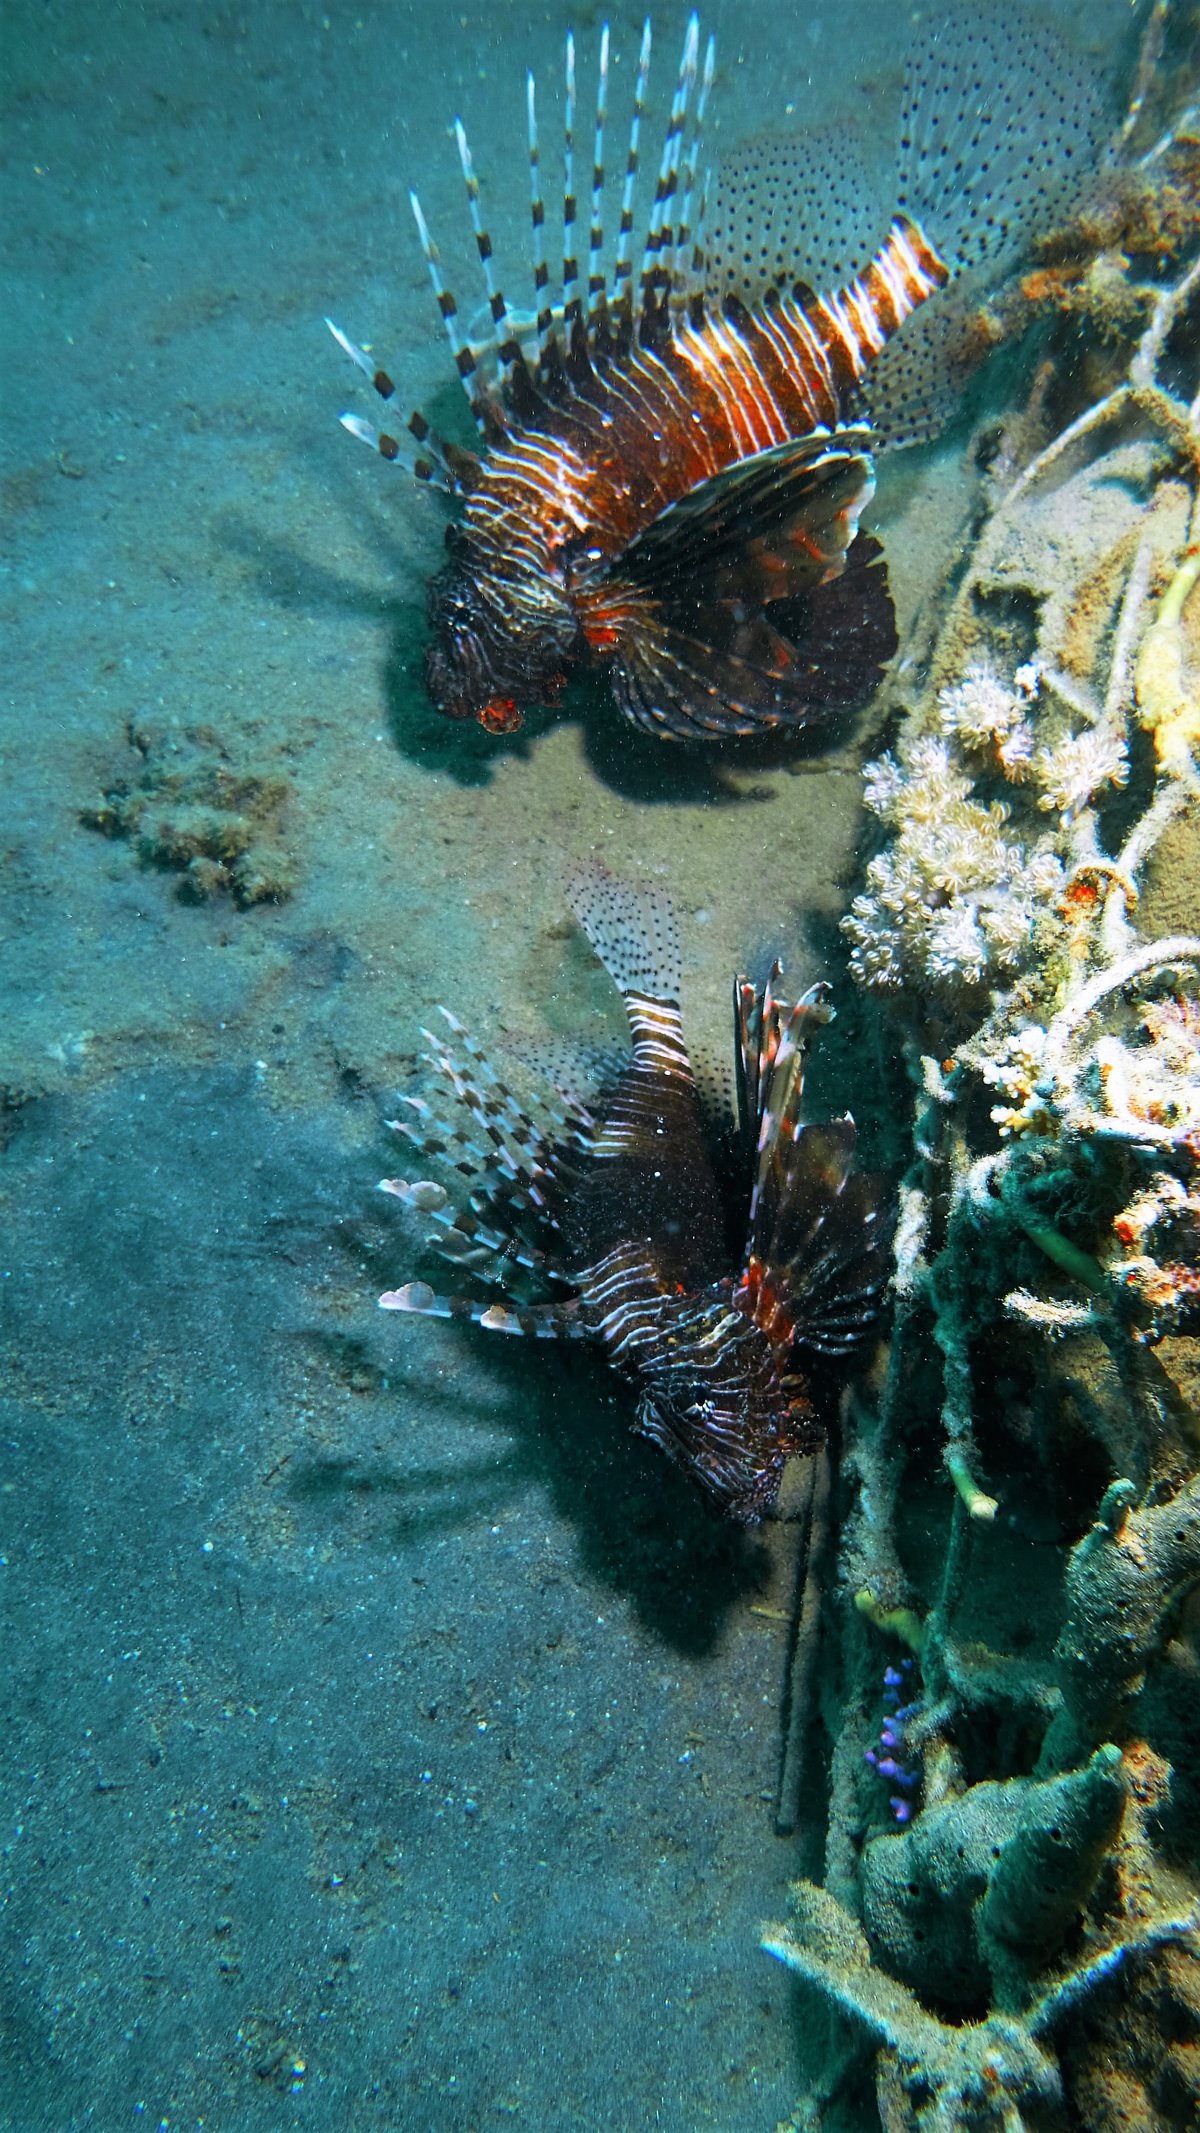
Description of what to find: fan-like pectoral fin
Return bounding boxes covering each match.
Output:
[736,1122,894,1359]
[578,542,896,742]
[570,430,896,738]
[613,428,878,602]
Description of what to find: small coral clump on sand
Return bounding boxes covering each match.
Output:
[83,719,297,907]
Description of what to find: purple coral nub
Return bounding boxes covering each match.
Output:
[865,1657,921,1824]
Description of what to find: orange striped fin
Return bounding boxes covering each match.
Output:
[808,216,949,393]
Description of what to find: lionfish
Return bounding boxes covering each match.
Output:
[376,867,889,1522]
[329,12,1105,740]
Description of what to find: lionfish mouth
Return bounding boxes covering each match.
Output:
[424,641,524,733]
[424,558,577,734]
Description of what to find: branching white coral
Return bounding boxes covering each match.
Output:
[937,658,1038,748]
[1035,728,1130,817]
[846,691,1067,992]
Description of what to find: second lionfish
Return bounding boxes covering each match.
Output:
[377,867,889,1523]
[329,11,1105,739]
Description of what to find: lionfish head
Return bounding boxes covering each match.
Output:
[424,534,582,734]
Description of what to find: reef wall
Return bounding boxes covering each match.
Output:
[766,19,1200,2128]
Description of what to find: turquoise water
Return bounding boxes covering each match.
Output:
[0,2,1164,2129]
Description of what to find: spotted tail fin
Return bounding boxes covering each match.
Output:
[567,861,681,1009]
[707,118,889,311]
[896,7,1110,279]
[707,6,1110,446]
[867,5,1113,443]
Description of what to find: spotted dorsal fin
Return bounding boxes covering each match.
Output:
[566,862,682,1013]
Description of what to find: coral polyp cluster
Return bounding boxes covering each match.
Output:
[1111,1163,1200,1333]
[844,680,1074,991]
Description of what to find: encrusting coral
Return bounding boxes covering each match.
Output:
[767,1478,1200,2130]
[82,717,297,907]
[766,16,1200,2128]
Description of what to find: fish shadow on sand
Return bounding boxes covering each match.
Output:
[576,680,873,804]
[377,632,874,805]
[312,1179,783,1659]
[222,492,526,790]
[293,1334,779,1660]
[223,453,873,799]
[218,449,512,787]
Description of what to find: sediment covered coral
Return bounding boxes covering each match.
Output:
[768,1464,1200,2128]
[83,717,297,906]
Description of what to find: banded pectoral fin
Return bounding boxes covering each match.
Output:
[380,1280,586,1340]
[580,538,896,740]
[575,433,896,739]
[618,427,877,600]
[740,1120,894,1357]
